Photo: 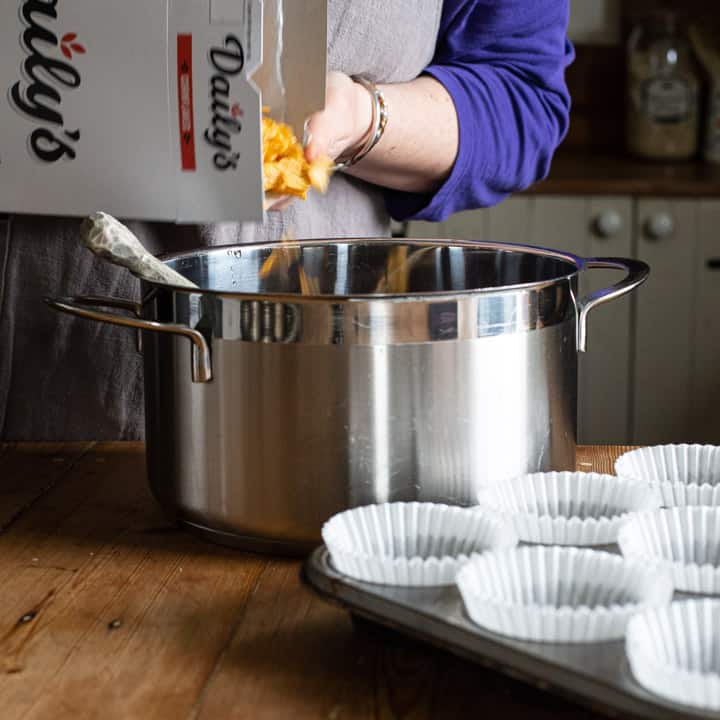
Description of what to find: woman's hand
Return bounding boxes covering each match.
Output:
[265,72,372,212]
[266,69,458,211]
[304,71,373,163]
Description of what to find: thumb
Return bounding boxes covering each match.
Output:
[304,107,350,163]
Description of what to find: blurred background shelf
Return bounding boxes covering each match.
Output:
[525,152,720,197]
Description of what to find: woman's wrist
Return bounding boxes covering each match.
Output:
[341,78,376,161]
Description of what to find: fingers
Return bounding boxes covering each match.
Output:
[264,193,294,212]
[304,100,349,162]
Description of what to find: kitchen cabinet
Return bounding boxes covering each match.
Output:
[692,202,720,442]
[532,197,633,446]
[633,199,720,444]
[633,200,697,444]
[407,195,719,446]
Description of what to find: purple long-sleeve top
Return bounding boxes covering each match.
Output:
[385,0,573,222]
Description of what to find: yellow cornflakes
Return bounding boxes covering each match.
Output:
[258,110,333,295]
[262,111,333,199]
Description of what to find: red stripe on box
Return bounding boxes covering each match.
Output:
[177,34,196,171]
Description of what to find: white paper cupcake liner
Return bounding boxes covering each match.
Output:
[615,444,720,507]
[626,599,720,711]
[456,546,672,643]
[618,507,720,595]
[322,502,517,587]
[477,472,660,546]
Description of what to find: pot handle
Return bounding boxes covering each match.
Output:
[45,295,213,383]
[577,257,650,353]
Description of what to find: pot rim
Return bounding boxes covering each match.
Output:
[151,237,584,301]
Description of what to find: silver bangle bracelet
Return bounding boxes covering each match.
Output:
[335,76,388,169]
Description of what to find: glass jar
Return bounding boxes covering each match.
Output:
[626,12,700,160]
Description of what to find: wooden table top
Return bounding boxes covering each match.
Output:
[0,443,632,719]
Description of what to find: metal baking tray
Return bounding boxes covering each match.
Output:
[302,546,717,720]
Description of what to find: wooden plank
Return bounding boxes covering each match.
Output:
[576,445,635,474]
[633,200,698,444]
[194,560,377,720]
[0,443,94,533]
[690,201,720,441]
[0,443,267,720]
[0,444,632,720]
[525,153,720,197]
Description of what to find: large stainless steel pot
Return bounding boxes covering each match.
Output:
[48,239,649,553]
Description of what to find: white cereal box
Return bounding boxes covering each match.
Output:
[0,0,327,223]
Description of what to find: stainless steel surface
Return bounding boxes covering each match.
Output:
[47,238,649,551]
[576,257,649,352]
[46,295,212,383]
[303,546,715,720]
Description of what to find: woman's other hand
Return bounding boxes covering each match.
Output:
[265,72,371,212]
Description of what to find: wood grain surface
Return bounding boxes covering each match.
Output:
[0,443,633,720]
[524,153,720,197]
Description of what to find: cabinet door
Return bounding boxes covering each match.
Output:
[531,197,633,444]
[690,201,720,442]
[484,197,532,243]
[406,197,533,243]
[633,199,698,444]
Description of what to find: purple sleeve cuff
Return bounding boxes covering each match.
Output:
[384,66,497,223]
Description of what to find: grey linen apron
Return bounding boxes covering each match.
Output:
[0,0,443,440]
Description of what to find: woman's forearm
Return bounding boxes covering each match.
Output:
[345,76,459,194]
[305,72,459,196]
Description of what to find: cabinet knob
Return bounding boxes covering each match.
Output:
[645,213,674,240]
[593,210,623,238]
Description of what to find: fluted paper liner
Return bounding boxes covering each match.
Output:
[626,599,720,711]
[618,507,720,594]
[456,546,673,643]
[616,444,720,507]
[477,472,660,546]
[322,502,517,587]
